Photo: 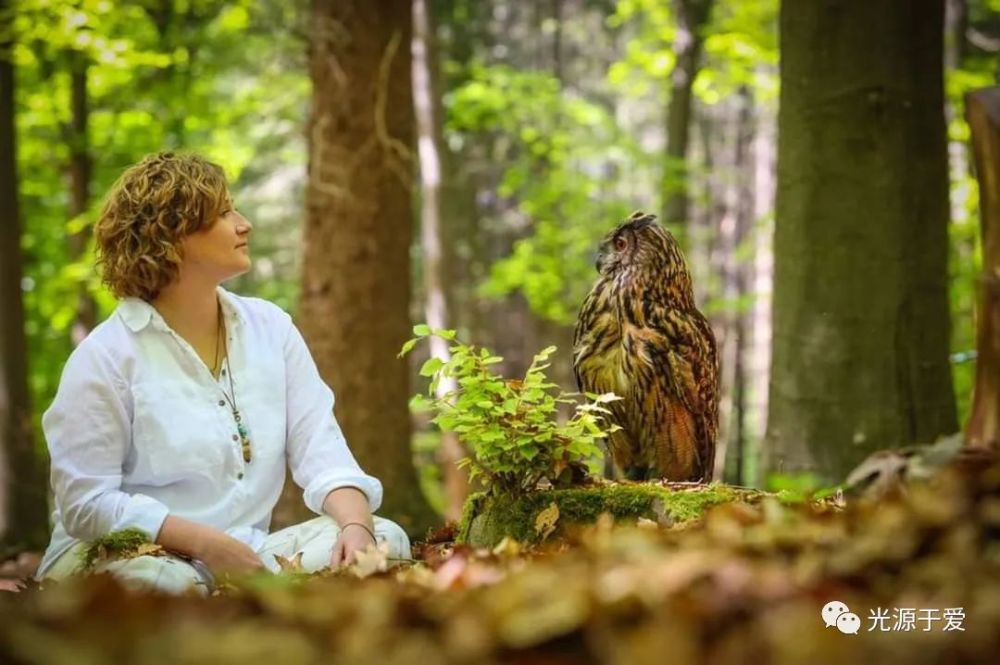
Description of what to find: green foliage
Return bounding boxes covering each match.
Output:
[400,326,621,496]
[447,64,640,323]
[608,0,778,104]
[943,20,991,424]
[13,0,308,447]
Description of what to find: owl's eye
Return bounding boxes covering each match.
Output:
[614,236,627,252]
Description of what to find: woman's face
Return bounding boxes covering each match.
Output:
[179,198,253,283]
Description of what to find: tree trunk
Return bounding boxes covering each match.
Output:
[662,0,714,244]
[66,49,96,347]
[716,89,755,485]
[746,86,775,487]
[412,0,470,522]
[964,87,1000,452]
[0,0,50,550]
[766,0,958,482]
[302,0,437,536]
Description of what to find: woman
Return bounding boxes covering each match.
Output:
[35,152,410,593]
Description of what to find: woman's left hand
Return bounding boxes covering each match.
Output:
[329,523,378,568]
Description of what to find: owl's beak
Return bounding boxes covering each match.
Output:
[594,245,608,272]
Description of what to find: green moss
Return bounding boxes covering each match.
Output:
[79,528,154,569]
[457,483,760,547]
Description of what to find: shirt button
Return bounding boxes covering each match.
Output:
[237,472,244,480]
[218,400,225,407]
[232,434,239,441]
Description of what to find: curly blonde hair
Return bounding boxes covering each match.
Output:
[95,152,230,301]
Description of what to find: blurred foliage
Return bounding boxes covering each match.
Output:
[7,0,996,509]
[14,0,309,453]
[944,2,994,423]
[446,63,639,324]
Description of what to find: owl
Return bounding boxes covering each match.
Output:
[573,211,719,482]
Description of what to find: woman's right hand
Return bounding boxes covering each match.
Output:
[158,515,266,576]
[193,530,267,575]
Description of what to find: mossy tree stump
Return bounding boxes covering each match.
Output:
[457,483,762,548]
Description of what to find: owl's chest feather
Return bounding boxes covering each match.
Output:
[577,316,635,396]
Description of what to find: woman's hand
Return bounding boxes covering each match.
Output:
[196,531,267,575]
[329,522,378,568]
[158,515,266,576]
[322,486,378,569]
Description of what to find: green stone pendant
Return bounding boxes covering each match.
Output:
[235,414,252,463]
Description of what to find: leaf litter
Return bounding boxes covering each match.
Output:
[2,461,999,664]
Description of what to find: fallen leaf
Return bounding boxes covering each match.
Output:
[534,502,560,541]
[349,541,390,579]
[134,543,165,558]
[273,552,304,573]
[492,536,522,557]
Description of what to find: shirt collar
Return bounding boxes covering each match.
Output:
[118,286,246,333]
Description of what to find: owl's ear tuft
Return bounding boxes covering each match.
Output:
[626,211,658,228]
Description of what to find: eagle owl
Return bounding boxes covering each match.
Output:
[573,211,719,482]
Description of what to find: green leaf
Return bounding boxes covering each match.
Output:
[413,324,431,336]
[398,338,419,357]
[419,357,445,377]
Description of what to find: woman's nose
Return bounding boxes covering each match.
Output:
[236,212,253,233]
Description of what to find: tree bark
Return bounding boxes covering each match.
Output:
[0,0,50,549]
[715,89,755,485]
[747,88,775,487]
[413,0,470,522]
[662,0,714,244]
[302,0,437,536]
[66,49,96,347]
[964,87,1000,451]
[766,0,958,482]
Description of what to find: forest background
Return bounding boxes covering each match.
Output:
[0,0,996,550]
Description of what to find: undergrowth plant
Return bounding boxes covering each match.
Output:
[400,325,621,496]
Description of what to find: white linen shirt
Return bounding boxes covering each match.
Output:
[36,286,382,578]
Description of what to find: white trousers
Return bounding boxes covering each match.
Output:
[42,515,411,595]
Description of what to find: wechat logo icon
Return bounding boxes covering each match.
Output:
[822,600,861,635]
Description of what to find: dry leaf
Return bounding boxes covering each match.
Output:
[134,543,164,558]
[349,541,390,579]
[273,551,304,573]
[534,502,560,541]
[492,536,522,557]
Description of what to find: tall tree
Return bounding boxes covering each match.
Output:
[662,0,714,242]
[412,0,469,521]
[766,0,958,481]
[302,0,437,535]
[964,87,1000,452]
[0,0,50,550]
[65,47,96,347]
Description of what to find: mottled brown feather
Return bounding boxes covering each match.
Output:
[573,211,719,482]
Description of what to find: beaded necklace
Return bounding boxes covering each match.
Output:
[213,302,252,463]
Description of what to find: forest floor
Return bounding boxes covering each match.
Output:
[1,462,999,665]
